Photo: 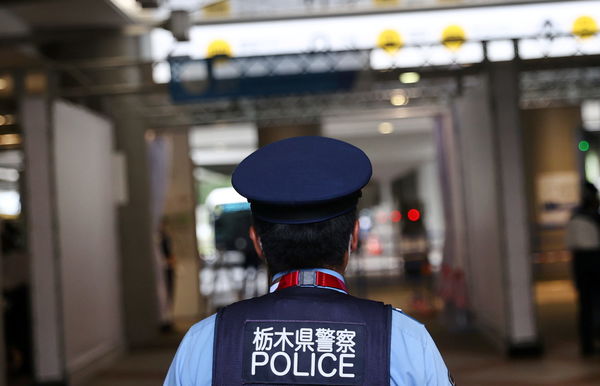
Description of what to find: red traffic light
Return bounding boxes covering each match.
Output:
[391,210,402,223]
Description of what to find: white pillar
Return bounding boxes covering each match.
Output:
[163,132,203,320]
[489,62,538,352]
[0,220,5,386]
[111,103,160,346]
[450,70,539,354]
[21,96,66,383]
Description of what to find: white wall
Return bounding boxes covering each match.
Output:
[53,100,124,377]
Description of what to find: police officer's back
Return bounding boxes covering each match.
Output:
[164,136,453,385]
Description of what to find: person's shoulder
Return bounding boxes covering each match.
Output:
[164,314,217,385]
[172,314,217,364]
[390,309,451,385]
[178,313,217,350]
[391,307,429,342]
[185,313,217,337]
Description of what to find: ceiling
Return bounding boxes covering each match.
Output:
[0,1,135,70]
[323,111,435,180]
[3,0,132,31]
[188,107,436,182]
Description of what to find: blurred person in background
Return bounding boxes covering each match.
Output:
[164,136,454,386]
[566,182,600,356]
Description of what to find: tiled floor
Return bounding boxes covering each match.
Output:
[85,279,600,386]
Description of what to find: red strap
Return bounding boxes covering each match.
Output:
[277,271,299,290]
[315,271,347,292]
[276,270,347,293]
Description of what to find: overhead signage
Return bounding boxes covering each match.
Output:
[168,51,367,102]
[152,1,600,82]
[153,1,600,60]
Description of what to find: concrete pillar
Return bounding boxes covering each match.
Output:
[49,31,161,347]
[488,62,538,354]
[163,132,203,321]
[111,101,160,346]
[450,68,539,354]
[21,95,66,383]
[0,221,5,386]
[257,124,320,147]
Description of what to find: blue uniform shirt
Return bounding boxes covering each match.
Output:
[164,269,453,386]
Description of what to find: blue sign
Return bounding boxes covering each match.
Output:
[168,53,363,103]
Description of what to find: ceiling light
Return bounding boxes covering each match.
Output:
[0,134,21,146]
[0,114,15,126]
[0,75,13,95]
[378,122,394,134]
[390,93,408,106]
[399,72,420,84]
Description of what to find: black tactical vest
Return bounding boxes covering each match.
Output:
[212,286,392,386]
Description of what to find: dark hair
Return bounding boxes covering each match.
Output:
[252,210,357,275]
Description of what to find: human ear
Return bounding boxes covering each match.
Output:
[351,220,359,252]
[249,226,265,259]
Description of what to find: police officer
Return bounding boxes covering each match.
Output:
[164,136,454,385]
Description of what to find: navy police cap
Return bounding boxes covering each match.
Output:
[232,136,372,224]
